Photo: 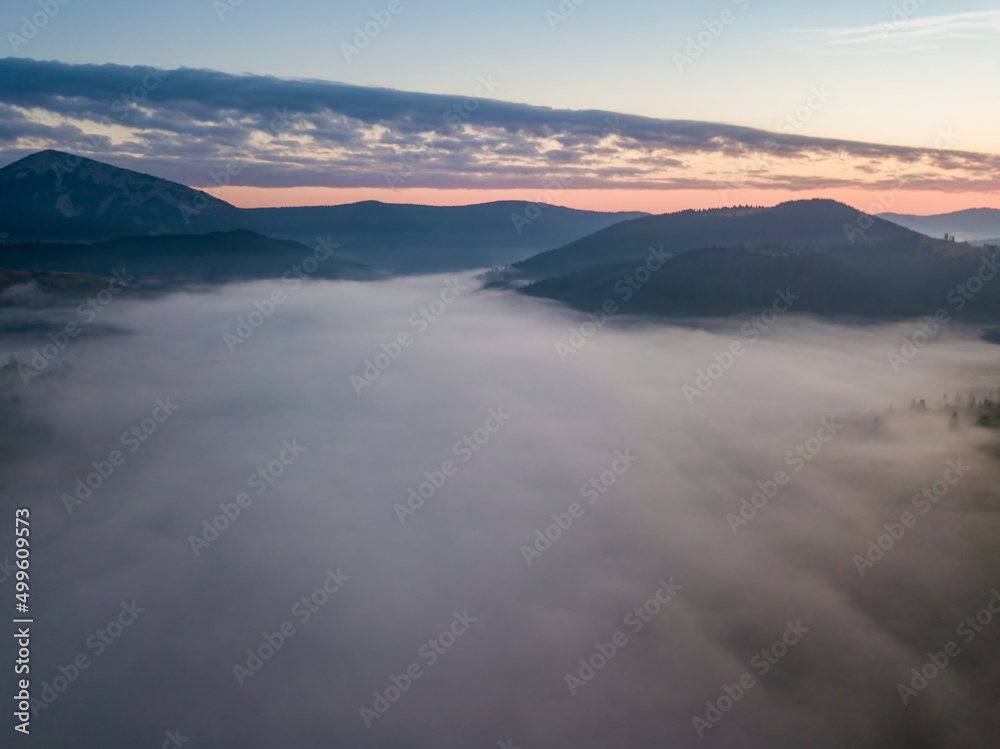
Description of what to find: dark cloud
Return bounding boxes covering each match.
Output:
[1,57,999,192]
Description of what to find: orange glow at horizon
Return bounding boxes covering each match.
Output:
[206,185,1000,216]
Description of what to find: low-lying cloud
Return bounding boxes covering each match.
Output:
[1,275,999,747]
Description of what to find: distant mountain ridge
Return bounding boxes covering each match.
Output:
[0,150,646,272]
[880,208,1000,242]
[6,149,997,320]
[238,201,646,272]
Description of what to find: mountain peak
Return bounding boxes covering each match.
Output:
[0,149,240,241]
[2,149,77,174]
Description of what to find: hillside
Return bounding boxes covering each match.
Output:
[510,199,918,281]
[521,237,999,321]
[0,230,377,287]
[0,269,123,301]
[0,150,241,239]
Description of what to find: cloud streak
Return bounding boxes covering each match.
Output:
[783,10,1000,54]
[1,58,999,193]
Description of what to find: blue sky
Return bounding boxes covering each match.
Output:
[3,0,999,211]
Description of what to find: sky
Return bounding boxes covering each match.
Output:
[2,0,1000,213]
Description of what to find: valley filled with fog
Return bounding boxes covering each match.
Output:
[2,273,999,748]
